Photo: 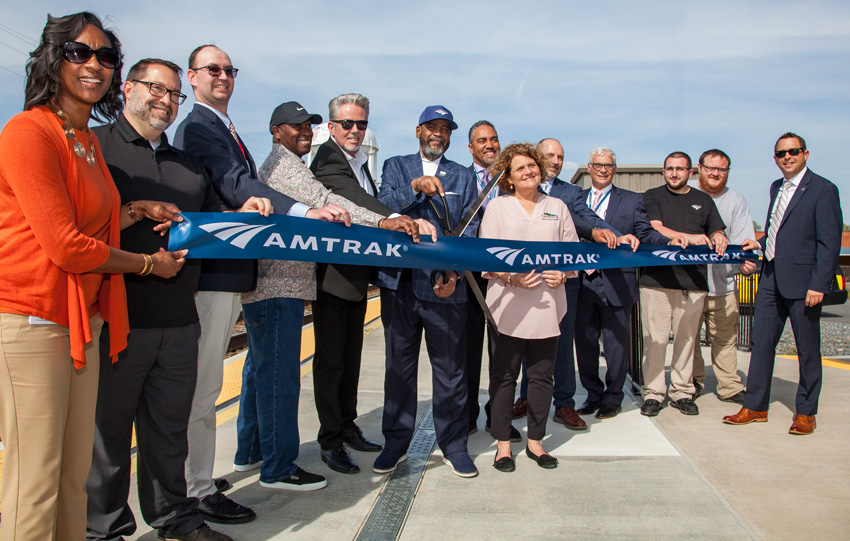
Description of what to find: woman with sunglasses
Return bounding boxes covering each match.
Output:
[0,12,186,540]
[479,143,578,473]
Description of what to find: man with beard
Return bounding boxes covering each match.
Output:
[88,59,266,541]
[464,120,501,435]
[372,106,480,478]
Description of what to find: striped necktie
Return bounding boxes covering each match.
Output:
[764,180,794,261]
[228,122,247,161]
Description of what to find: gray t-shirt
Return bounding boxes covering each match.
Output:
[690,181,755,296]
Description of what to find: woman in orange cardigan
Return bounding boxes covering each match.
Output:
[0,12,186,540]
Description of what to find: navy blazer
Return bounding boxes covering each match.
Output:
[375,153,478,304]
[759,169,842,299]
[310,140,394,302]
[579,185,669,306]
[549,177,622,240]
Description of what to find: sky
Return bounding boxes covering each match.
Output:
[1,0,848,226]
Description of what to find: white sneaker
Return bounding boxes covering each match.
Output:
[233,460,262,472]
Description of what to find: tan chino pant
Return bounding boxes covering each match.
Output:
[693,292,745,399]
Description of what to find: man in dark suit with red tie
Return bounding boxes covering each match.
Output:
[724,133,842,435]
[573,147,680,419]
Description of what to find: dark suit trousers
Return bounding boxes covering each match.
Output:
[574,274,631,406]
[312,289,368,450]
[465,272,489,427]
[520,279,578,408]
[490,333,557,441]
[744,261,823,415]
[86,325,203,539]
[379,281,469,457]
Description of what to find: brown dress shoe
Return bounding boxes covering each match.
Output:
[789,414,816,435]
[511,397,528,419]
[722,408,768,425]
[552,406,587,430]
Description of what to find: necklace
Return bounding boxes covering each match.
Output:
[50,99,96,167]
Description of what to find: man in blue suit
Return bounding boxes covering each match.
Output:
[574,147,680,419]
[174,45,349,509]
[373,106,479,478]
[724,133,842,435]
[513,138,621,431]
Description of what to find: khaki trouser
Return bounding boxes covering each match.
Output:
[640,287,706,402]
[0,312,102,541]
[693,292,745,399]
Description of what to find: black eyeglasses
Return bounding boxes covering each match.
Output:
[589,163,616,172]
[131,80,187,105]
[774,147,805,158]
[332,119,368,130]
[192,65,238,78]
[63,41,121,69]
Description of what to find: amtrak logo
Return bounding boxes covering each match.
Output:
[652,249,740,263]
[435,108,449,116]
[652,250,680,261]
[199,222,274,249]
[691,204,702,210]
[488,247,526,265]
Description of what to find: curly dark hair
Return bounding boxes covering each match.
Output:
[24,12,124,123]
[489,142,548,194]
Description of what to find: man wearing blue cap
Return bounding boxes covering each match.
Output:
[372,105,480,478]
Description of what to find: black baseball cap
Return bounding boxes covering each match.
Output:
[269,101,323,133]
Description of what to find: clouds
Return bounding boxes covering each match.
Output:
[1,1,848,223]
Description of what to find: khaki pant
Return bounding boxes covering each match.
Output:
[693,292,744,399]
[640,287,706,402]
[0,312,102,541]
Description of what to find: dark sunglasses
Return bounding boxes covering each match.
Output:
[63,41,120,69]
[192,65,239,78]
[332,119,368,130]
[774,147,805,158]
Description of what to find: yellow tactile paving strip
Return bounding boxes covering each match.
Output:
[0,298,381,518]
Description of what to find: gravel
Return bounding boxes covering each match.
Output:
[776,320,850,357]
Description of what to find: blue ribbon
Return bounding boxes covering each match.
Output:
[168,213,757,272]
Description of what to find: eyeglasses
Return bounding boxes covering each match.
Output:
[192,65,239,78]
[131,80,187,105]
[332,119,368,130]
[589,163,616,172]
[663,166,690,173]
[774,147,805,158]
[700,165,730,174]
[63,41,121,69]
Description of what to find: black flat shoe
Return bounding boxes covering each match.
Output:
[493,454,515,473]
[525,447,558,469]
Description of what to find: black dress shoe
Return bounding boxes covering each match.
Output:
[576,400,602,415]
[525,447,558,469]
[595,403,622,419]
[196,492,256,524]
[342,426,383,452]
[321,446,360,474]
[485,423,522,442]
[213,477,231,493]
[493,454,515,472]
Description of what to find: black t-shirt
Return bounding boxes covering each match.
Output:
[94,116,222,328]
[640,185,726,291]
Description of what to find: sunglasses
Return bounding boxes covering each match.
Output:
[63,41,120,69]
[332,119,368,130]
[192,65,239,78]
[774,147,805,158]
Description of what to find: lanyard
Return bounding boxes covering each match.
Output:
[475,169,495,199]
[588,189,611,214]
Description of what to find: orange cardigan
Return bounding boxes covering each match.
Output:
[0,106,128,367]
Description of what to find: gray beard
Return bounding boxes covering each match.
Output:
[421,145,445,161]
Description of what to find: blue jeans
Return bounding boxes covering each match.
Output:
[235,298,304,483]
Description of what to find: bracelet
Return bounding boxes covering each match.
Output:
[509,273,517,288]
[378,218,385,228]
[127,201,143,223]
[414,178,421,192]
[137,254,153,276]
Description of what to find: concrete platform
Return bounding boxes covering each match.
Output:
[113,311,850,541]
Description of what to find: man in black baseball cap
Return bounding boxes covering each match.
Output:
[269,101,323,157]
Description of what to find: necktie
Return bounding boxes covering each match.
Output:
[765,180,794,261]
[585,190,604,276]
[228,122,247,161]
[479,170,492,208]
[538,182,550,195]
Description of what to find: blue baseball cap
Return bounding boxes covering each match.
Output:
[418,105,458,130]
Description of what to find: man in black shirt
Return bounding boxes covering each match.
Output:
[639,152,727,417]
[87,59,267,541]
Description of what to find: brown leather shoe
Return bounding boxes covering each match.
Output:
[789,414,816,435]
[511,397,528,419]
[552,406,587,431]
[722,408,768,425]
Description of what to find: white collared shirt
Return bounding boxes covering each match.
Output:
[196,101,232,127]
[330,137,373,196]
[586,183,613,219]
[770,166,807,216]
[539,178,554,194]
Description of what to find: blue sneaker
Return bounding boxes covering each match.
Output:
[372,450,407,474]
[442,451,478,478]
